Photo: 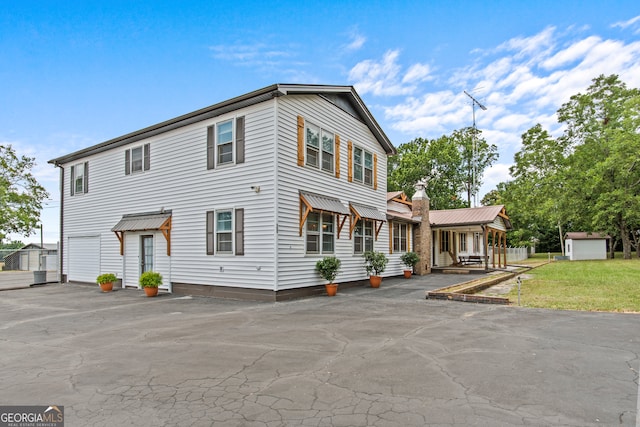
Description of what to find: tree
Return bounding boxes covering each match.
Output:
[0,145,49,243]
[557,74,640,259]
[494,74,640,258]
[453,127,498,205]
[388,128,498,210]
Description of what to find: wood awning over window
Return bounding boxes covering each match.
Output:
[350,202,386,239]
[299,191,349,237]
[111,210,172,256]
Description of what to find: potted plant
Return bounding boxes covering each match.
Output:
[139,271,162,297]
[96,273,117,292]
[315,256,341,296]
[363,250,388,288]
[400,252,420,279]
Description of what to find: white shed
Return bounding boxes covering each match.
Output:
[565,232,609,261]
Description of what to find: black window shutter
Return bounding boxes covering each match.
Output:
[125,149,131,175]
[70,165,75,196]
[235,208,244,256]
[206,125,215,169]
[83,161,89,193]
[236,116,245,164]
[206,210,215,255]
[143,144,150,171]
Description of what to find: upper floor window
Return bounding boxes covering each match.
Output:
[353,147,373,186]
[70,161,89,196]
[125,144,150,175]
[305,122,335,173]
[306,212,335,254]
[393,223,408,252]
[354,219,374,254]
[207,116,245,169]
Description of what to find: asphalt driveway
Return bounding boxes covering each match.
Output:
[0,275,638,426]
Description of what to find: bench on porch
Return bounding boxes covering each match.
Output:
[458,255,485,265]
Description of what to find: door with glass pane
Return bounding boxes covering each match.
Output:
[140,235,154,274]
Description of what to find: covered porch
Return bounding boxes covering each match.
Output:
[430,205,512,271]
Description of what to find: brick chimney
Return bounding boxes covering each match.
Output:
[411,183,432,275]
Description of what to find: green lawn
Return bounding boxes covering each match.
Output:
[508,257,640,312]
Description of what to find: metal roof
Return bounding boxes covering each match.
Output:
[351,202,387,222]
[565,232,610,240]
[111,211,172,232]
[429,205,511,229]
[300,191,349,215]
[49,84,395,165]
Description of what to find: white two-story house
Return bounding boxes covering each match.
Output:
[49,84,400,300]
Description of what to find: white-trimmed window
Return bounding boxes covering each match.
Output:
[354,219,374,254]
[306,212,335,254]
[125,144,150,175]
[207,116,245,169]
[393,223,408,252]
[440,231,450,253]
[73,163,84,194]
[473,232,482,253]
[459,233,467,252]
[206,209,245,256]
[70,162,89,196]
[217,119,234,165]
[353,146,373,186]
[306,122,334,173]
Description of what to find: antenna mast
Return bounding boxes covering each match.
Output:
[464,90,487,207]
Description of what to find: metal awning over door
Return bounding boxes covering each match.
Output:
[111,210,172,255]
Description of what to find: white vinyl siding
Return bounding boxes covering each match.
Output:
[276,94,388,289]
[62,103,276,291]
[59,91,389,293]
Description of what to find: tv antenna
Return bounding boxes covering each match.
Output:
[464,90,487,207]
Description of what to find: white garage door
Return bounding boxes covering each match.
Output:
[68,236,100,283]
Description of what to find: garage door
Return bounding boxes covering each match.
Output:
[68,236,100,283]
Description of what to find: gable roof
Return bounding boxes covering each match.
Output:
[429,205,512,229]
[49,84,395,165]
[565,232,610,240]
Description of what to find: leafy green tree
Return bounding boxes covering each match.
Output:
[453,127,498,205]
[388,128,498,210]
[557,74,640,258]
[0,145,49,243]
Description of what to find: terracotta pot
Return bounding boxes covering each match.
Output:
[369,275,382,288]
[325,283,338,297]
[403,270,412,279]
[99,282,113,292]
[144,286,159,297]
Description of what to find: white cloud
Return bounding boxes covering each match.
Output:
[344,30,366,51]
[611,15,640,32]
[356,23,640,196]
[402,63,433,84]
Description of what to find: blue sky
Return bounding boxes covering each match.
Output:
[2,1,640,243]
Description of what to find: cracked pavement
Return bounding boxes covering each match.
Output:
[0,275,638,426]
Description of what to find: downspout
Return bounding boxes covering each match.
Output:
[272,95,280,296]
[54,162,65,283]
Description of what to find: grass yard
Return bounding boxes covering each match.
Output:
[508,257,640,312]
